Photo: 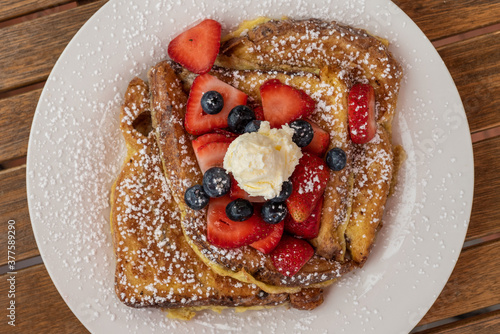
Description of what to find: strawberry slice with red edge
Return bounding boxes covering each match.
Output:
[285,196,323,239]
[192,132,235,152]
[192,133,235,173]
[348,83,377,144]
[270,234,314,277]
[303,120,330,157]
[207,196,272,249]
[286,152,330,223]
[185,74,248,135]
[167,19,221,74]
[260,79,316,127]
[194,141,231,173]
[230,177,266,203]
[250,221,284,254]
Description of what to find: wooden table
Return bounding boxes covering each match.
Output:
[1,1,499,333]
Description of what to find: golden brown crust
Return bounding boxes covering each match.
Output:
[289,288,324,310]
[345,127,394,264]
[119,78,151,153]
[309,66,353,261]
[148,61,203,208]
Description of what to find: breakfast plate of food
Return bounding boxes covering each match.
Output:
[27,0,474,333]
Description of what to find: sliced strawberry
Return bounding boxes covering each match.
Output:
[286,152,330,223]
[303,120,330,157]
[270,235,314,277]
[185,74,248,135]
[260,79,316,127]
[207,196,272,249]
[348,83,377,144]
[194,141,231,173]
[285,197,323,239]
[167,19,221,74]
[192,133,235,152]
[251,221,284,254]
[230,177,266,203]
[254,105,265,121]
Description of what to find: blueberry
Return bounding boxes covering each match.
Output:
[184,185,210,210]
[226,199,254,221]
[261,201,288,224]
[270,181,293,202]
[227,105,256,134]
[201,91,224,115]
[244,120,262,133]
[289,120,314,147]
[202,167,231,197]
[326,147,347,171]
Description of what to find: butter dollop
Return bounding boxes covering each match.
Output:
[223,121,302,200]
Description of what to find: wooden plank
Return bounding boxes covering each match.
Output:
[0,0,107,93]
[0,0,73,22]
[418,239,500,325]
[465,136,500,241]
[417,309,500,334]
[0,264,88,333]
[0,166,39,266]
[394,0,500,41]
[437,31,500,134]
[0,89,41,163]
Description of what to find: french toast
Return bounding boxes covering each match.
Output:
[112,15,402,317]
[111,77,324,319]
[149,18,400,290]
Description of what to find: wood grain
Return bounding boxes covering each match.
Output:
[418,309,500,334]
[0,0,73,22]
[0,89,41,163]
[0,264,88,333]
[395,0,500,41]
[465,136,500,241]
[437,31,500,134]
[418,239,500,325]
[0,0,107,93]
[0,166,39,266]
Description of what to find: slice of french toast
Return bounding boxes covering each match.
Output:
[111,77,324,319]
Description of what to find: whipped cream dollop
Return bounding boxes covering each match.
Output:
[223,121,302,200]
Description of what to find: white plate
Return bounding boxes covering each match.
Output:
[27,0,474,333]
